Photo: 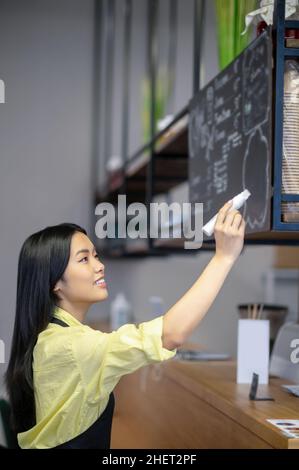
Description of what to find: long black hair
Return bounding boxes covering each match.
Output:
[5,223,87,434]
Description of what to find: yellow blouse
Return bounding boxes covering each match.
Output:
[18,306,176,449]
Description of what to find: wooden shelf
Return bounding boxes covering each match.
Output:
[153,230,299,251]
[124,113,189,203]
[246,231,299,245]
[95,109,189,207]
[126,151,150,177]
[97,231,299,260]
[155,114,188,155]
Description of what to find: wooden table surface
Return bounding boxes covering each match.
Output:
[87,320,299,449]
[164,360,299,449]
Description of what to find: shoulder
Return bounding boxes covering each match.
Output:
[33,324,106,370]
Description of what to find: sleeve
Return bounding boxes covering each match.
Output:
[71,316,177,404]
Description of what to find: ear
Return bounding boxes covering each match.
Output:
[53,279,63,297]
[53,285,63,302]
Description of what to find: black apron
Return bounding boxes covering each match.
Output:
[50,317,115,449]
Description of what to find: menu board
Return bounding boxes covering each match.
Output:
[189,31,272,237]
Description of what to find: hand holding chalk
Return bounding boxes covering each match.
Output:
[202,189,251,237]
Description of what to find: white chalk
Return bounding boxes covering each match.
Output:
[202,189,251,237]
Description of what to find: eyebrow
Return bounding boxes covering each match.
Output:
[75,247,96,257]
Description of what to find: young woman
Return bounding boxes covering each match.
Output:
[5,201,245,449]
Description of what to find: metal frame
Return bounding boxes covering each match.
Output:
[91,0,103,229]
[125,104,188,168]
[122,0,132,169]
[103,0,116,174]
[146,0,158,252]
[131,0,205,256]
[117,0,132,206]
[167,0,178,114]
[273,0,299,231]
[193,0,205,94]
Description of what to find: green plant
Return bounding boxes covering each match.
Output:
[214,0,257,70]
[141,66,171,143]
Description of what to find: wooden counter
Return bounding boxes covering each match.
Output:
[87,320,299,449]
[111,359,299,449]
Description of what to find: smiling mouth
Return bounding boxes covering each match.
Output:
[94,278,107,288]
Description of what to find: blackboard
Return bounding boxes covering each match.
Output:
[188,31,272,238]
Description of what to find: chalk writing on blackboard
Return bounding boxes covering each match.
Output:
[189,30,272,236]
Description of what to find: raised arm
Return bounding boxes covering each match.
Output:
[162,201,246,350]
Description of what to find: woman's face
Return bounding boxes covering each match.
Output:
[54,232,108,306]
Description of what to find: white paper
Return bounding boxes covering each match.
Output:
[267,419,299,438]
[237,319,270,384]
[242,0,298,34]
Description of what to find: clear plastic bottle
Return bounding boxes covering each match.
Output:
[110,293,132,331]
